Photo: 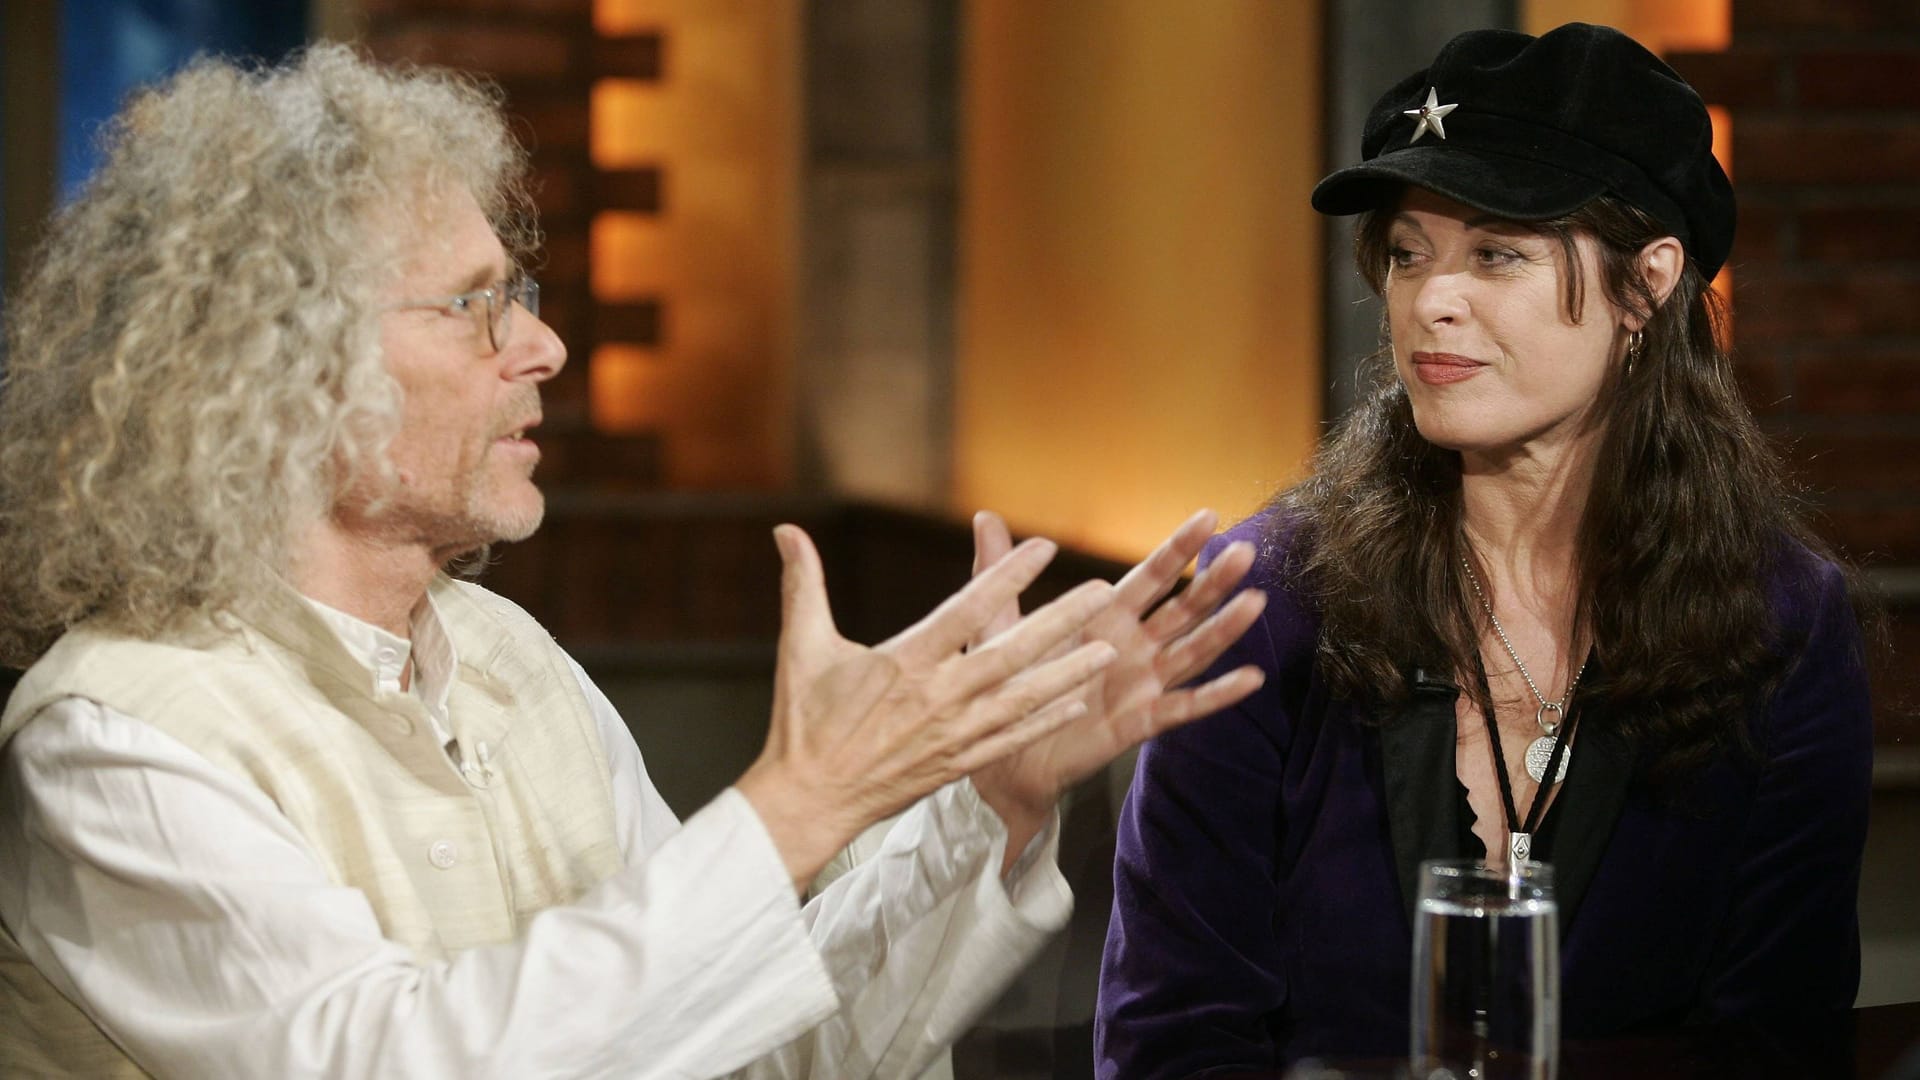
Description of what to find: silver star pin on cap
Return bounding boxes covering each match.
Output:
[1403,87,1458,143]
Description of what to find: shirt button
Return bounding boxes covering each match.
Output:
[428,840,457,869]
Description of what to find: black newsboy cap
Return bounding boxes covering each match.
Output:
[1311,22,1736,279]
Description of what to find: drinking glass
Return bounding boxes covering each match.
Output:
[1409,859,1559,1080]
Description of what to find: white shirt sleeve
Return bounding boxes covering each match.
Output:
[0,662,1072,1080]
[566,656,1075,1079]
[744,783,1071,1080]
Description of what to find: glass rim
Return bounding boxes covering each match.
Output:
[1418,857,1554,883]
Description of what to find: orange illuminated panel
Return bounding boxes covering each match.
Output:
[1523,0,1728,51]
[591,211,667,301]
[957,2,1323,560]
[1707,104,1732,340]
[1632,0,1728,51]
[590,345,667,432]
[594,0,653,36]
[583,0,797,486]
[591,80,655,169]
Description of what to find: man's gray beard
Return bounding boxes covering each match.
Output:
[478,492,545,545]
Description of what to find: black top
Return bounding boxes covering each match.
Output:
[1452,771,1567,861]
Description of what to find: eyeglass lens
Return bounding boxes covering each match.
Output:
[488,279,539,352]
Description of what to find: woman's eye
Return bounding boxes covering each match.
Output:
[1388,245,1421,268]
[1475,246,1522,267]
[446,295,475,314]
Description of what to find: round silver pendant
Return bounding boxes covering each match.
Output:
[1525,735,1569,785]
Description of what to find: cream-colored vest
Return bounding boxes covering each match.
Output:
[0,578,626,1077]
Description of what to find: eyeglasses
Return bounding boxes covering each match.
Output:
[392,275,540,353]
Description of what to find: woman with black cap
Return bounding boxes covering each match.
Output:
[1095,23,1874,1075]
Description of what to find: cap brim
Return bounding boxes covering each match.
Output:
[1312,145,1608,223]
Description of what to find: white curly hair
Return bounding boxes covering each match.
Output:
[0,44,536,665]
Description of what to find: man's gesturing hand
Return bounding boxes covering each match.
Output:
[967,510,1267,866]
[735,524,1121,892]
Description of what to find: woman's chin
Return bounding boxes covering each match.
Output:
[1410,415,1482,454]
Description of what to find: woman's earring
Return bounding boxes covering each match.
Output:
[1625,329,1645,377]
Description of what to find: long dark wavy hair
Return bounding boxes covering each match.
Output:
[1270,192,1862,781]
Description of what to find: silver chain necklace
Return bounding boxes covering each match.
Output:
[1460,556,1586,785]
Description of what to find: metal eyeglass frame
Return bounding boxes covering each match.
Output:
[392,275,541,353]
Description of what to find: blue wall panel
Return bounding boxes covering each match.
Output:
[60,0,308,196]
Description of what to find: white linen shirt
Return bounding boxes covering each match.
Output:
[0,597,1071,1079]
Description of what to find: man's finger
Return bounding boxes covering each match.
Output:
[1137,664,1267,742]
[1111,509,1219,617]
[970,510,1021,646]
[1142,539,1255,643]
[946,578,1112,699]
[950,695,1088,777]
[971,511,1015,576]
[888,536,1059,667]
[1157,588,1268,688]
[971,639,1115,734]
[774,524,839,645]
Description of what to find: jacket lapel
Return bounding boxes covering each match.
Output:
[1378,667,1463,922]
[1375,662,1636,930]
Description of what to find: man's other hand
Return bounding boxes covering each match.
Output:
[966,510,1266,871]
[736,524,1119,893]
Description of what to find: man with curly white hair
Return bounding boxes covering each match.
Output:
[0,46,1264,1079]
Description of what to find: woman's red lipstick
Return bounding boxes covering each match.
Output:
[1411,351,1485,385]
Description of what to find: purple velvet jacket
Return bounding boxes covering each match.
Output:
[1096,514,1873,1078]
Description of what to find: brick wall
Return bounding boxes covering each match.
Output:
[1670,0,1920,744]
